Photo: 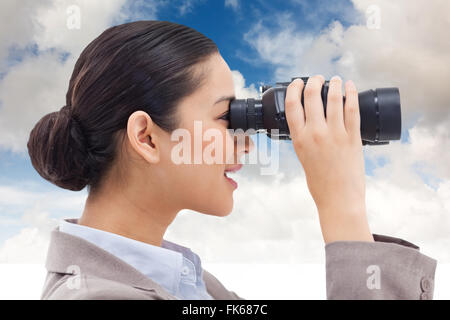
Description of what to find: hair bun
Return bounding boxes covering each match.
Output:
[59,104,71,115]
[27,105,91,191]
[58,105,88,149]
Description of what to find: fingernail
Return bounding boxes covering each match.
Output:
[347,80,355,88]
[331,75,341,81]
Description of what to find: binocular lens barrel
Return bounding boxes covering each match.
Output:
[229,77,401,145]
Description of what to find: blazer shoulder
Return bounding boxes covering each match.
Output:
[42,272,166,300]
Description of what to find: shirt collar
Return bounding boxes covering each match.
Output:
[59,218,202,296]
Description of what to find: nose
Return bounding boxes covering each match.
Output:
[246,135,255,154]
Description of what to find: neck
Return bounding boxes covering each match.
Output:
[78,183,179,247]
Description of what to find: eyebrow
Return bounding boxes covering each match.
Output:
[214,95,236,105]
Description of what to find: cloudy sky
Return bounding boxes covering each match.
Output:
[0,0,449,272]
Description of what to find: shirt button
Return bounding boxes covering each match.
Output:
[420,276,433,292]
[181,266,190,276]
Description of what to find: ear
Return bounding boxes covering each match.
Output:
[127,111,160,164]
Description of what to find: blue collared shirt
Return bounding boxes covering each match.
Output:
[59,218,213,300]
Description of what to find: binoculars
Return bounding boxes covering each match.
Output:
[228,76,401,145]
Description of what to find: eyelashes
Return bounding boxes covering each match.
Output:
[218,110,230,121]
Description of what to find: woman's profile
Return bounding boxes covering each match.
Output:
[27,20,437,300]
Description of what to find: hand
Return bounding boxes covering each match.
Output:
[284,75,373,244]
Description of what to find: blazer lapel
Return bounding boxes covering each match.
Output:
[45,227,177,299]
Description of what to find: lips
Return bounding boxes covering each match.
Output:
[224,164,243,174]
[224,164,242,189]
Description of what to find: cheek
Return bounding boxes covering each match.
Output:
[172,162,233,215]
[164,121,235,215]
[203,125,235,164]
[199,130,235,215]
[188,125,236,214]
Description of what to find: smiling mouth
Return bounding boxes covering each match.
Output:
[224,164,242,189]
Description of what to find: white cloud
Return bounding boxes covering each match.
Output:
[224,0,239,11]
[32,0,130,56]
[0,185,43,206]
[243,15,315,68]
[178,0,204,16]
[0,184,86,215]
[231,69,260,99]
[0,184,86,263]
[0,227,52,263]
[0,0,135,72]
[0,0,52,70]
[0,203,58,263]
[0,0,158,152]
[0,51,76,152]
[243,0,450,128]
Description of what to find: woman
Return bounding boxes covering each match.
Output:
[28,20,436,300]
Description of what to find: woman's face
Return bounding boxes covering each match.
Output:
[151,53,254,216]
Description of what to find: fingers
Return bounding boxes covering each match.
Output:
[285,76,360,143]
[344,80,361,141]
[326,75,345,132]
[284,78,305,139]
[304,75,326,127]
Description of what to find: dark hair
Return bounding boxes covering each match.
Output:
[27,20,219,193]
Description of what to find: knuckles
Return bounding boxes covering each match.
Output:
[310,127,328,144]
[328,91,342,104]
[346,102,360,114]
[285,98,298,108]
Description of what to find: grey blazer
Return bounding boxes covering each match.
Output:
[41,227,437,300]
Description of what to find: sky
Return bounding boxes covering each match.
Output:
[0,0,449,275]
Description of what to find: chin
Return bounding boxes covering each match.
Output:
[197,198,234,217]
[191,176,237,217]
[214,205,233,217]
[210,203,234,217]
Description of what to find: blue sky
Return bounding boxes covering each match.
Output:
[145,0,362,86]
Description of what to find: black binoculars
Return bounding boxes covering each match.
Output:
[228,76,401,145]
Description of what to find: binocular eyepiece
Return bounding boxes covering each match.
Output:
[228,76,401,145]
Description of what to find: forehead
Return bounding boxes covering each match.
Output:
[194,54,235,100]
